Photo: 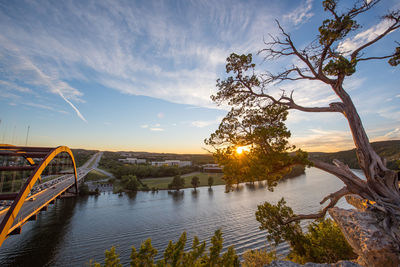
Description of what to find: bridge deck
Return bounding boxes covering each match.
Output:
[0,151,101,240]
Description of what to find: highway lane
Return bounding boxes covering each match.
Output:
[0,152,102,233]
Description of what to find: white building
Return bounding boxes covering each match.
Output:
[202,163,223,173]
[119,158,146,164]
[120,152,132,157]
[151,160,192,167]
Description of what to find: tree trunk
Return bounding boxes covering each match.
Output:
[333,84,400,247]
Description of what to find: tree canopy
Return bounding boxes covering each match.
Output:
[206,0,400,257]
[168,175,185,191]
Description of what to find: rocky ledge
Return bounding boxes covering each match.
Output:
[329,206,400,267]
[265,260,362,267]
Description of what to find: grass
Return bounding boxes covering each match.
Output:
[85,169,108,181]
[141,172,225,190]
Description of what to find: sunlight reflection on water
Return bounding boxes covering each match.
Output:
[0,167,358,266]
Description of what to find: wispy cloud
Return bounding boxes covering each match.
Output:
[191,116,224,128]
[0,0,280,110]
[291,128,354,152]
[283,0,314,25]
[0,80,32,93]
[150,127,164,132]
[142,123,164,132]
[383,128,400,139]
[338,19,395,53]
[24,102,54,110]
[57,91,87,122]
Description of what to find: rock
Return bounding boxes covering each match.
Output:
[329,207,400,267]
[264,260,362,266]
[345,195,368,211]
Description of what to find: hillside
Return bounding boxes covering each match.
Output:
[309,140,400,170]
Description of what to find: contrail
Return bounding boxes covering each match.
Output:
[57,91,87,123]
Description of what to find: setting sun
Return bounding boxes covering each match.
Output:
[236,146,249,154]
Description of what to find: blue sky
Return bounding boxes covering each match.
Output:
[0,0,399,153]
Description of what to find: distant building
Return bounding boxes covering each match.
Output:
[151,160,192,167]
[119,158,146,164]
[120,152,132,157]
[202,163,223,173]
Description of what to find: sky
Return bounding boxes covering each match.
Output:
[0,0,399,153]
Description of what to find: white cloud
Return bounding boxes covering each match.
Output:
[191,120,215,128]
[150,127,164,132]
[0,80,32,93]
[283,0,314,25]
[57,91,87,122]
[338,19,395,54]
[24,102,54,110]
[191,116,224,128]
[0,0,279,110]
[383,128,400,139]
[142,123,164,131]
[291,128,354,152]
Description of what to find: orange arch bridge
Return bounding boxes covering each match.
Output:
[0,145,79,247]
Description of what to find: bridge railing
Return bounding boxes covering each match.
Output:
[0,145,79,247]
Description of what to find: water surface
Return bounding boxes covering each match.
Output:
[0,168,355,266]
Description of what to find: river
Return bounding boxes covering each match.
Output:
[0,167,358,266]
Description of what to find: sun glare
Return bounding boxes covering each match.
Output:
[236,146,249,154]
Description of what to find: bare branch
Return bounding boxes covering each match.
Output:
[358,54,396,62]
[311,159,367,191]
[284,186,350,224]
[351,13,400,61]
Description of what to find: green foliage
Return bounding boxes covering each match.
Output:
[121,175,140,191]
[256,198,356,264]
[72,149,97,167]
[191,176,200,189]
[104,246,123,267]
[388,46,400,66]
[297,218,357,264]
[318,13,358,46]
[207,176,214,188]
[168,175,185,191]
[242,249,277,267]
[130,239,158,267]
[88,246,122,267]
[256,198,302,246]
[282,165,305,179]
[90,230,239,267]
[323,56,356,76]
[86,170,108,181]
[310,140,400,170]
[206,53,310,190]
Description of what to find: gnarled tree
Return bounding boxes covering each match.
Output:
[206,0,400,252]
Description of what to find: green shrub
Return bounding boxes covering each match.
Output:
[256,198,356,264]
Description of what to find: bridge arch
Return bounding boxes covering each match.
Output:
[0,145,78,247]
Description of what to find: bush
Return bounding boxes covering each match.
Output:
[168,175,185,191]
[89,229,239,267]
[242,249,276,267]
[255,198,356,264]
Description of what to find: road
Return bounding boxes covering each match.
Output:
[0,151,102,233]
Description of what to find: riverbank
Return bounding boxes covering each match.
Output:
[140,172,225,190]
